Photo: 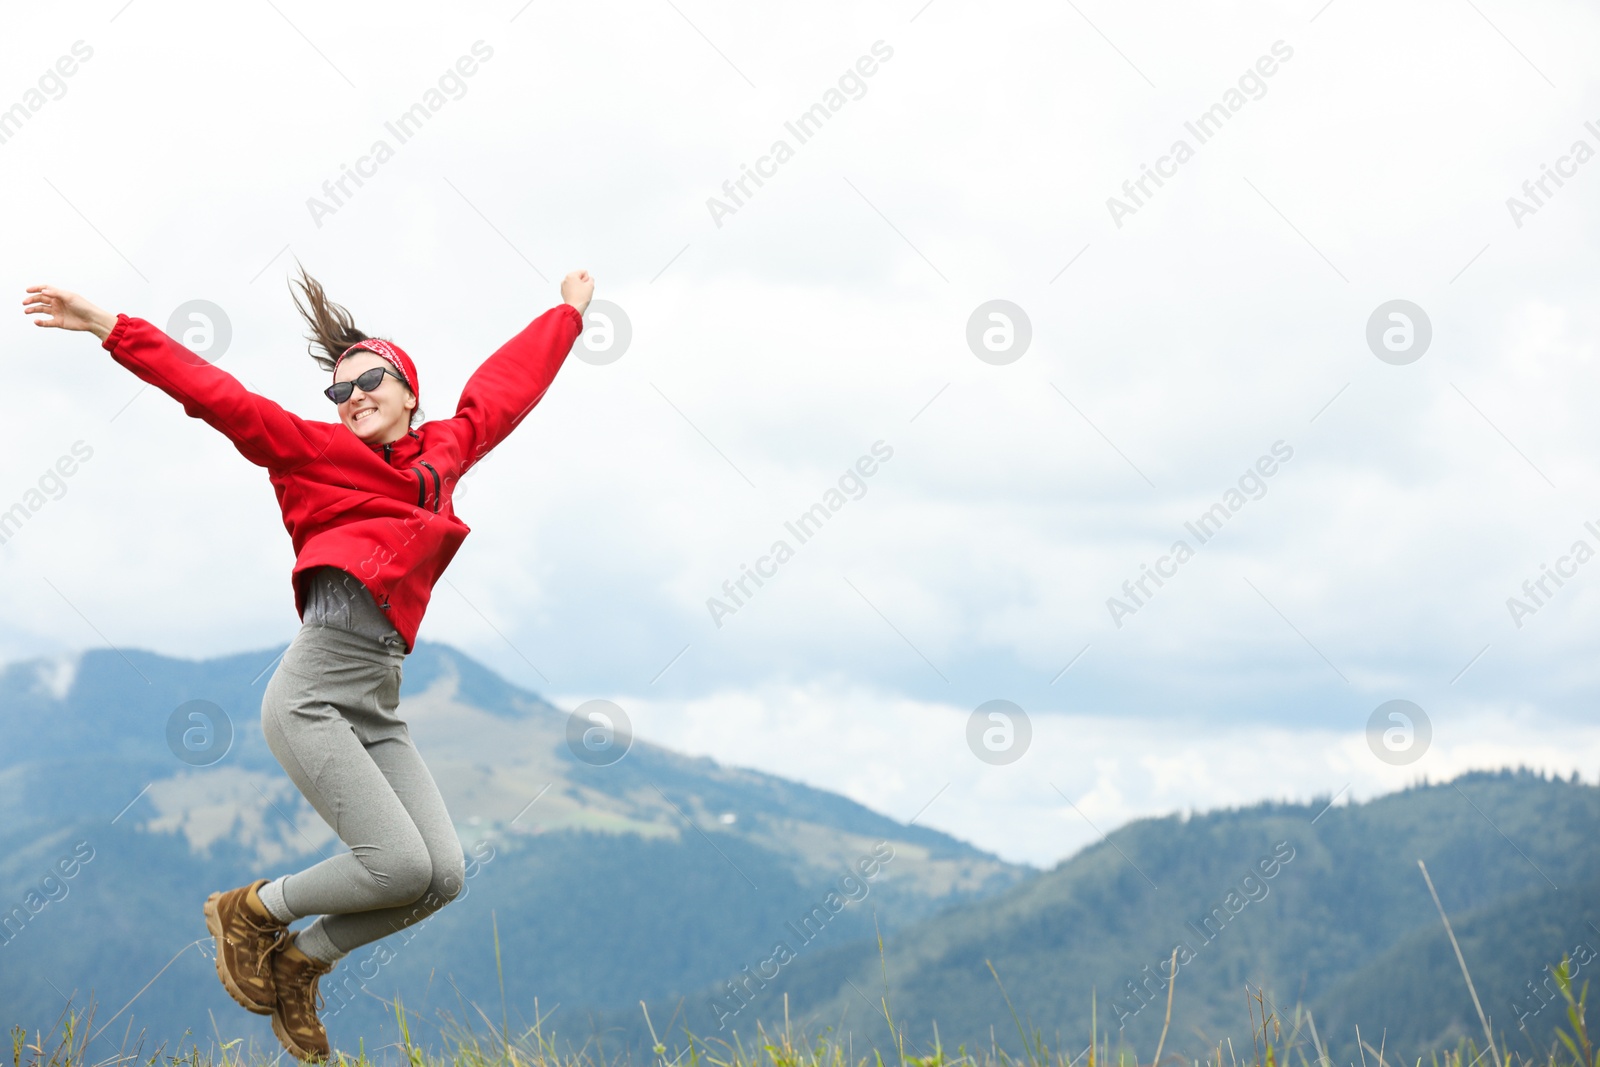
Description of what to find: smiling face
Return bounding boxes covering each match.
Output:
[333,352,416,445]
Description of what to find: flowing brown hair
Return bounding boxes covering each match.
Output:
[288,262,423,425]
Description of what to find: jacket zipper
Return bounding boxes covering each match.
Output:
[380,434,433,511]
[419,461,442,513]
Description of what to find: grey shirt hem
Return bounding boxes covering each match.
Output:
[300,566,402,646]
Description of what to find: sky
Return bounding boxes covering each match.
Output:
[5,0,1600,867]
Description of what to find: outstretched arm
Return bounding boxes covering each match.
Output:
[446,270,593,470]
[23,285,325,470]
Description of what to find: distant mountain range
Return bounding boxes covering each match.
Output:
[616,768,1599,1067]
[2,642,1592,1066]
[0,641,1026,1056]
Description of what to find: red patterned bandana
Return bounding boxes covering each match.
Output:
[334,338,419,403]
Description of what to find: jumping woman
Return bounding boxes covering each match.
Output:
[22,266,594,1061]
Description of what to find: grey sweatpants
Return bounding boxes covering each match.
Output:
[259,619,466,956]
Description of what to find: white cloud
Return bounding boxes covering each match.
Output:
[607,682,1600,867]
[5,0,1600,851]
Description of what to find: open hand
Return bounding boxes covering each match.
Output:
[23,285,116,341]
[561,270,594,317]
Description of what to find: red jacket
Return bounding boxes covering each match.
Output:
[101,304,585,653]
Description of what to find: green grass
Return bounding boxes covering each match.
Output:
[8,975,1596,1067]
[12,927,1600,1067]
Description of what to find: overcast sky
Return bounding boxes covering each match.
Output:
[5,0,1600,866]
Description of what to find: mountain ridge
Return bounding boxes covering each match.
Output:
[598,769,1600,1067]
[0,638,1028,1052]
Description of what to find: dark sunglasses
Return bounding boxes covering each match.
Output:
[325,365,407,404]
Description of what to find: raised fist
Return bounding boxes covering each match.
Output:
[561,270,594,317]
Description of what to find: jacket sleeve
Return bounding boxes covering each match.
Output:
[101,314,327,470]
[442,303,584,470]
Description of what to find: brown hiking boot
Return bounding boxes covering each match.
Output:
[270,932,337,1062]
[203,878,287,1015]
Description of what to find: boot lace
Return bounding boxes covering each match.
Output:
[238,912,288,979]
[287,956,328,1016]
